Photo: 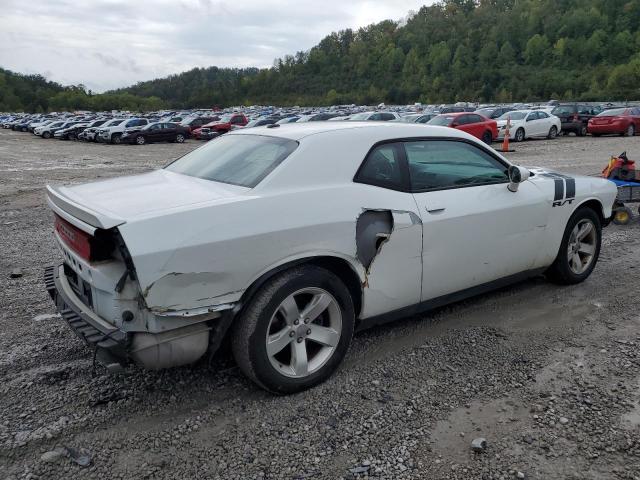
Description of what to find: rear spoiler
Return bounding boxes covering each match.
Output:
[46,185,126,234]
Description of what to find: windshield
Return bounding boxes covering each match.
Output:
[498,111,527,120]
[166,134,298,188]
[598,108,628,116]
[428,115,455,126]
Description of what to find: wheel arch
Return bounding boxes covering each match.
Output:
[573,198,606,225]
[235,255,364,320]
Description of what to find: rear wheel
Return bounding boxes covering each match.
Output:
[625,124,635,137]
[547,126,558,139]
[546,207,601,284]
[578,124,588,136]
[514,128,525,142]
[231,265,355,394]
[111,133,122,144]
[482,131,492,144]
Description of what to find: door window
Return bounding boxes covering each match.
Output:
[354,143,405,190]
[404,140,508,192]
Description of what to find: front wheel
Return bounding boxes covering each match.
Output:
[175,133,185,143]
[111,133,122,144]
[135,135,145,145]
[547,126,558,139]
[231,265,355,394]
[482,131,492,144]
[42,131,51,139]
[545,207,602,285]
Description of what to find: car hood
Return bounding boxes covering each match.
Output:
[48,169,251,228]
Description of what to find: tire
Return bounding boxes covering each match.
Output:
[545,207,602,285]
[482,131,492,144]
[42,131,51,139]
[135,135,145,145]
[231,265,355,394]
[578,125,587,137]
[111,133,122,144]
[175,133,185,143]
[625,124,635,137]
[612,207,633,225]
[514,128,525,142]
[547,126,558,139]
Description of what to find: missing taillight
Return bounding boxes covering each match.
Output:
[54,214,115,262]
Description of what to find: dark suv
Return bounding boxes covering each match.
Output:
[551,104,603,136]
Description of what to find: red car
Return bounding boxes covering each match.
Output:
[192,113,248,139]
[427,112,498,144]
[588,107,640,137]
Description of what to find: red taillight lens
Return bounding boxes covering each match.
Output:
[55,214,92,260]
[54,214,115,262]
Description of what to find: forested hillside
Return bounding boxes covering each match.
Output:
[4,0,640,112]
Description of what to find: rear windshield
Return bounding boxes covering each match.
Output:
[166,134,298,188]
[552,106,575,115]
[598,108,628,116]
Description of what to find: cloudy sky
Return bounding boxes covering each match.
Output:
[0,0,431,92]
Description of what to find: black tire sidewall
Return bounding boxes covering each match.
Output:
[236,266,355,394]
[554,208,602,283]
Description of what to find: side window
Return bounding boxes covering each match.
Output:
[455,115,469,125]
[231,116,243,125]
[405,140,508,192]
[369,113,382,121]
[150,124,160,130]
[380,113,395,121]
[467,114,483,123]
[538,111,549,119]
[526,113,536,122]
[355,143,404,190]
[578,105,591,115]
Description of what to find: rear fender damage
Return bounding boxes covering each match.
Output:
[355,209,423,318]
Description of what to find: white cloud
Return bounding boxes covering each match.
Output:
[0,0,431,92]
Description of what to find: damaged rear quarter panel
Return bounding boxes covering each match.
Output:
[117,128,424,319]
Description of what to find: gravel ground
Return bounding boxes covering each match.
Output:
[1,130,639,480]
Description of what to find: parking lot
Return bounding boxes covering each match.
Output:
[1,130,640,480]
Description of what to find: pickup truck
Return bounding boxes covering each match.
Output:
[192,113,248,139]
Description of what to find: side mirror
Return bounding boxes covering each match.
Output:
[451,122,459,127]
[507,165,530,192]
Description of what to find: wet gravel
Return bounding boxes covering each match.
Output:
[1,130,640,479]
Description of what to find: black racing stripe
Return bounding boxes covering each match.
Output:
[564,178,575,198]
[553,178,564,201]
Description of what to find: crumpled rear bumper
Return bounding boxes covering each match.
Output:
[45,265,129,369]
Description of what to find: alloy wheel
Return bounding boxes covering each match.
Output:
[266,287,342,378]
[567,219,597,275]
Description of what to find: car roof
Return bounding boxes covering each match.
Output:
[228,121,473,142]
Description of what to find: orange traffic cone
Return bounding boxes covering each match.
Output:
[501,116,514,153]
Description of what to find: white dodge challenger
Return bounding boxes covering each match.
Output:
[45,122,617,393]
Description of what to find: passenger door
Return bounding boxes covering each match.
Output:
[147,124,162,142]
[162,123,177,141]
[405,139,548,301]
[525,112,543,136]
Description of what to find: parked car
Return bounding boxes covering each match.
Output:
[474,106,515,120]
[495,110,561,142]
[347,112,400,121]
[97,118,149,144]
[243,118,278,128]
[297,113,342,122]
[197,113,248,135]
[180,116,217,134]
[34,121,70,139]
[44,123,616,394]
[54,123,89,140]
[78,119,111,141]
[121,122,190,145]
[587,107,640,137]
[551,104,603,136]
[276,116,300,124]
[396,113,437,124]
[428,112,498,143]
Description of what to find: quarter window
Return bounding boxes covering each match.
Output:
[355,143,404,190]
[405,140,508,192]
